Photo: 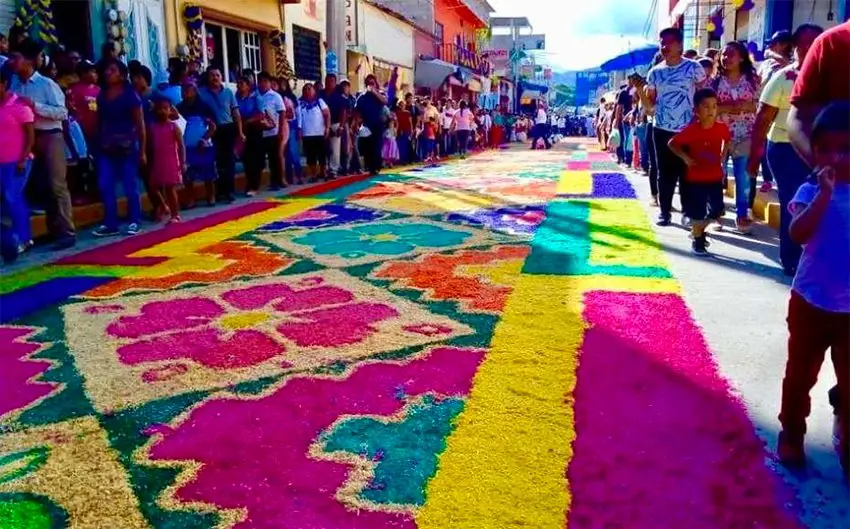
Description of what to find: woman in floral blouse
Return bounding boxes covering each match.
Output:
[714,41,761,233]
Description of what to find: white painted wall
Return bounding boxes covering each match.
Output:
[362,2,414,68]
[284,0,327,84]
[792,0,846,29]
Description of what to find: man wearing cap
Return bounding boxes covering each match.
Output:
[758,30,793,86]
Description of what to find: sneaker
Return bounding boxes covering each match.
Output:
[650,196,659,207]
[691,236,710,257]
[777,430,806,469]
[681,215,692,228]
[93,225,120,238]
[125,223,141,236]
[51,236,77,250]
[167,216,182,225]
[656,215,672,227]
[736,217,753,234]
[246,190,258,197]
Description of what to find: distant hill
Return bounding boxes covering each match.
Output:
[550,71,578,87]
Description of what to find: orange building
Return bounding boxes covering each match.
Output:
[432,0,492,98]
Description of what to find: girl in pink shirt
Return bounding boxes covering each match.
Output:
[0,66,36,253]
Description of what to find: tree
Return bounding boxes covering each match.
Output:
[553,84,575,107]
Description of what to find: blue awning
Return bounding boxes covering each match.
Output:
[599,44,659,72]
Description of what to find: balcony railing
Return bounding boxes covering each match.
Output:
[437,43,491,76]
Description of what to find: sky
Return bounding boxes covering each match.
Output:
[487,0,658,71]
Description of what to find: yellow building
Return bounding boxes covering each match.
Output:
[164,0,299,84]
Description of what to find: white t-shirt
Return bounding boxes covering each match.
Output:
[535,108,547,125]
[259,89,285,138]
[442,108,456,129]
[299,98,328,137]
[454,108,474,131]
[646,58,706,132]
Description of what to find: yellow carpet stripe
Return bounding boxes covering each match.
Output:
[417,274,583,528]
[587,199,670,269]
[555,170,593,195]
[132,198,328,258]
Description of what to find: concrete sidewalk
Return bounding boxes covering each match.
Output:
[624,165,849,528]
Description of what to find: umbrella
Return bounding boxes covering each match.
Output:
[599,44,659,72]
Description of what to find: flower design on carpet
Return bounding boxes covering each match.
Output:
[373,246,529,314]
[351,188,502,216]
[138,347,484,528]
[0,418,148,528]
[83,241,294,298]
[0,326,57,423]
[259,219,498,268]
[64,271,473,412]
[446,206,546,237]
[257,203,389,232]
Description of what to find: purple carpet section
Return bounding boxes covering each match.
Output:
[0,276,114,323]
[559,173,636,199]
[445,205,546,237]
[567,291,802,529]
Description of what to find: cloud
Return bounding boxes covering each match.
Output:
[489,0,656,70]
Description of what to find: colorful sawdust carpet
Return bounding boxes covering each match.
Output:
[1,140,804,528]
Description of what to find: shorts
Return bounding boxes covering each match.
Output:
[684,181,725,221]
[303,136,327,166]
[423,138,436,155]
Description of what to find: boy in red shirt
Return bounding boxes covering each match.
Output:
[669,88,731,256]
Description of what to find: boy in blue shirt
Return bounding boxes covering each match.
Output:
[778,102,850,477]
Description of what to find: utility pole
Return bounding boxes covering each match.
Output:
[326,0,347,77]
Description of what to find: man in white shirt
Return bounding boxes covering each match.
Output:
[441,99,457,156]
[257,71,287,192]
[530,101,552,149]
[10,39,75,248]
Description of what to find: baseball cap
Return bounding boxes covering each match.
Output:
[768,30,793,45]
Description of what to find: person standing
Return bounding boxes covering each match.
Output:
[0,63,35,254]
[326,77,351,176]
[199,66,244,203]
[10,39,75,248]
[452,100,474,158]
[178,81,217,208]
[92,59,146,237]
[236,74,266,196]
[748,24,824,276]
[257,71,286,190]
[395,99,413,163]
[298,83,330,181]
[146,95,186,224]
[279,77,303,185]
[530,101,551,150]
[441,99,457,156]
[355,74,387,175]
[714,41,761,233]
[637,27,707,226]
[614,81,635,164]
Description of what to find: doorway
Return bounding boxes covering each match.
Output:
[53,0,93,58]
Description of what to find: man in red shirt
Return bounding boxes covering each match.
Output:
[669,87,731,256]
[788,21,850,166]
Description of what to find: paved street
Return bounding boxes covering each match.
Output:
[1,139,847,528]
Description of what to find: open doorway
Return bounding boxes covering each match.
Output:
[53,0,93,58]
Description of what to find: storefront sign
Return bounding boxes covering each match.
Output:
[346,0,358,46]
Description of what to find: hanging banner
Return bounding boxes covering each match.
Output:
[345,0,358,46]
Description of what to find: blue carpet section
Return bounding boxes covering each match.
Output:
[0,276,113,323]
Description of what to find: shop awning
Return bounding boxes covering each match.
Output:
[518,81,549,99]
[414,57,457,89]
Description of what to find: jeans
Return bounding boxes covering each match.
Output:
[780,291,849,454]
[262,135,284,188]
[284,123,302,183]
[97,153,141,230]
[214,123,237,198]
[618,123,631,163]
[457,130,470,155]
[646,122,658,197]
[652,127,686,219]
[767,141,808,271]
[727,154,750,218]
[0,160,33,244]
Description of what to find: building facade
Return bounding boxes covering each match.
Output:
[361,1,415,93]
[284,0,326,85]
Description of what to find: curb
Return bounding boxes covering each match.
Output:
[724,178,781,230]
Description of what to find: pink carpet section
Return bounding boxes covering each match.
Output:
[146,347,485,528]
[567,291,801,529]
[566,161,592,171]
[57,201,279,266]
[585,152,613,162]
[0,326,55,420]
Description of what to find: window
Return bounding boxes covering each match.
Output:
[293,24,322,81]
[202,22,263,84]
[435,22,444,44]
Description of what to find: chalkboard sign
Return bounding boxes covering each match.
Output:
[293,25,322,81]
